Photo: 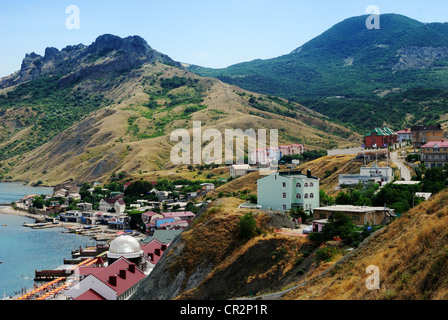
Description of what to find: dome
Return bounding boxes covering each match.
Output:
[107,235,143,259]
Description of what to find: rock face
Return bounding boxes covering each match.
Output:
[393,46,448,70]
[0,34,181,89]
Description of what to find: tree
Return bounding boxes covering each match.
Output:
[237,212,260,240]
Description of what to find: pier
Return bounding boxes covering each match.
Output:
[34,270,73,281]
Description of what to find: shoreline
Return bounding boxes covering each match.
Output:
[0,206,45,221]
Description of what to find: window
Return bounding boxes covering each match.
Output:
[310,182,314,187]
[296,193,301,199]
[304,193,309,199]
[319,213,326,219]
[310,193,314,199]
[296,183,301,188]
[304,183,309,187]
[282,193,287,199]
[353,214,360,222]
[282,205,287,211]
[282,182,287,188]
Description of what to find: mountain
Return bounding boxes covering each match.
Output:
[0,35,360,185]
[188,14,448,131]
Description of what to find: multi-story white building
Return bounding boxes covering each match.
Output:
[257,170,320,213]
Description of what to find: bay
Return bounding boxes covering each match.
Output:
[0,182,96,298]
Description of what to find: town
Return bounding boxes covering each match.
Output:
[8,123,448,301]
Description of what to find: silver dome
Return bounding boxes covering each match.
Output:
[107,235,143,259]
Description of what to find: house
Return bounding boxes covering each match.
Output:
[250,146,282,165]
[77,202,93,211]
[257,170,320,213]
[157,191,170,202]
[420,140,448,168]
[411,124,444,149]
[312,219,328,233]
[65,257,146,300]
[59,210,84,223]
[313,205,395,227]
[108,215,131,230]
[396,129,412,144]
[200,183,215,192]
[230,164,251,178]
[279,144,304,156]
[99,198,126,214]
[338,174,383,187]
[161,211,195,221]
[141,239,168,269]
[364,127,398,149]
[359,165,394,185]
[339,164,394,187]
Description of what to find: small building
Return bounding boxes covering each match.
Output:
[59,210,84,223]
[77,202,93,211]
[338,174,382,187]
[108,215,131,230]
[396,129,412,144]
[411,124,444,149]
[200,183,215,192]
[420,140,448,168]
[230,164,251,178]
[66,257,146,300]
[161,211,195,221]
[99,198,126,214]
[257,170,320,213]
[312,219,328,233]
[364,127,398,149]
[313,205,395,227]
[359,166,394,185]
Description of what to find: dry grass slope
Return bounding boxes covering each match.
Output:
[283,188,448,300]
[3,62,361,185]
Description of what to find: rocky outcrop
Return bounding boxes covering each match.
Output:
[393,46,448,70]
[0,34,181,89]
[131,209,309,301]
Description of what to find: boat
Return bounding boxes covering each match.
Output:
[2,224,6,227]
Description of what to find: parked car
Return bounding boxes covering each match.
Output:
[302,225,313,234]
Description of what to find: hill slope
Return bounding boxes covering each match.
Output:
[189,14,448,131]
[0,35,360,185]
[279,188,448,300]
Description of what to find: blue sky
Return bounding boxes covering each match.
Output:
[1,0,448,77]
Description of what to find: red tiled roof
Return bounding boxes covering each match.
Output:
[141,239,167,265]
[74,289,106,300]
[421,140,448,148]
[94,257,146,297]
[396,129,411,134]
[161,211,195,218]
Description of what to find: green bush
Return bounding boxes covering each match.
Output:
[315,247,338,262]
[237,212,261,240]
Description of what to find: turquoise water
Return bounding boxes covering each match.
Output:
[0,182,54,204]
[0,182,96,298]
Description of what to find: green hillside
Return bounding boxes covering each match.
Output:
[189,14,448,131]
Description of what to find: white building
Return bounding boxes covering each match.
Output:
[257,170,320,213]
[230,164,251,178]
[99,198,126,214]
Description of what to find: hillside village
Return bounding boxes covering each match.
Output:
[9,123,448,300]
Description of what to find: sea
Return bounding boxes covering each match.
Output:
[0,182,97,298]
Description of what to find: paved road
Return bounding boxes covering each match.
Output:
[390,151,411,181]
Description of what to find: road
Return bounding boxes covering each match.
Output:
[390,151,412,181]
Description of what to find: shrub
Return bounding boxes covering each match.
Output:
[237,212,261,240]
[315,246,338,262]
